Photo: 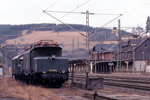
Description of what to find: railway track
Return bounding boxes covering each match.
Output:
[104,81,150,91]
[1,77,150,100]
[69,74,150,91]
[63,81,118,100]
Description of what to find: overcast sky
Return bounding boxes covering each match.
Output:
[1,0,150,30]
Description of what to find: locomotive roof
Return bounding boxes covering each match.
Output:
[23,40,60,51]
[34,56,68,60]
[16,46,62,57]
[30,46,61,51]
[13,40,62,60]
[12,54,23,60]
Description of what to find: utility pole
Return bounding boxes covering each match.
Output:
[94,51,97,73]
[78,37,79,50]
[86,10,90,89]
[1,46,7,78]
[72,39,74,58]
[72,39,74,84]
[118,19,121,72]
[2,49,4,78]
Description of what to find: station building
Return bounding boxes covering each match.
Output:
[90,37,150,73]
[69,37,150,74]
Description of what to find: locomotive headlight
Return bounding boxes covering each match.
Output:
[42,71,46,74]
[49,69,57,72]
[62,70,66,73]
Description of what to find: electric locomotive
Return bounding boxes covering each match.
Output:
[12,40,69,87]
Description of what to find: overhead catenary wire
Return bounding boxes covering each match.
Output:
[41,9,145,33]
[50,0,91,24]
[45,0,61,11]
[33,0,61,24]
[43,10,87,37]
[119,2,150,31]
[122,2,150,14]
[27,0,90,44]
[58,0,91,19]
[43,10,122,37]
[91,14,123,34]
[43,10,122,33]
[43,0,121,34]
[45,10,121,16]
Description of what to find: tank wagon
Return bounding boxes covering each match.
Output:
[12,40,69,87]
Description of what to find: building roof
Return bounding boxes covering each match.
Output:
[91,43,118,53]
[121,37,148,52]
[91,37,150,54]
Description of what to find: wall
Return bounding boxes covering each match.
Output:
[104,52,114,60]
[135,39,150,60]
[134,61,145,72]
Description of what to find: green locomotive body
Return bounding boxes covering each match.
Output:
[12,40,69,87]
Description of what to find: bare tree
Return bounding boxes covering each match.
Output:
[146,16,150,33]
[131,26,145,36]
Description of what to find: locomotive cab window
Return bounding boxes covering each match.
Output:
[32,47,62,57]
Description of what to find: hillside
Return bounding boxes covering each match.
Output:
[0,23,131,43]
[5,30,97,58]
[6,30,89,50]
[1,23,132,58]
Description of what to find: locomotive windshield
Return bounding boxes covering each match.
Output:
[32,47,62,57]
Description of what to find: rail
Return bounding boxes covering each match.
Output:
[69,74,150,91]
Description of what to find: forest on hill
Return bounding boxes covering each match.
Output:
[0,23,131,43]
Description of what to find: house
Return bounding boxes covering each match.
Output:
[121,37,150,73]
[90,37,150,73]
[90,43,118,73]
[90,44,118,61]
